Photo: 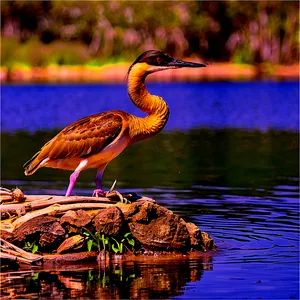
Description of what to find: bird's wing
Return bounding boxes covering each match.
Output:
[40,112,125,160]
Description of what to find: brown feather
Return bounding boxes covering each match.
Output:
[24,111,126,174]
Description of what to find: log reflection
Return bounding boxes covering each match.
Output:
[0,255,213,299]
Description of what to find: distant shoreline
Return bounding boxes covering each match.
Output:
[1,63,299,83]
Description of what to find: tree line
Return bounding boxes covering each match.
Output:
[1,1,299,67]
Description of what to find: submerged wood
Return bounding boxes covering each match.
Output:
[0,189,215,269]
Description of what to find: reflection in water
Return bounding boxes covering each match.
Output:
[0,257,212,299]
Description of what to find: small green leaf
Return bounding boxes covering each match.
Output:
[87,239,93,252]
[112,244,119,253]
[111,238,119,247]
[32,244,39,254]
[88,270,94,281]
[127,239,135,247]
[124,232,131,238]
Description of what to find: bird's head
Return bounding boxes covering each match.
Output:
[128,50,206,78]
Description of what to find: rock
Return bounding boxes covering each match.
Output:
[118,201,190,251]
[39,222,65,247]
[186,222,202,249]
[60,210,92,228]
[57,235,85,254]
[201,231,214,251]
[93,206,124,236]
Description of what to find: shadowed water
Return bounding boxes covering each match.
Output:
[1,82,299,299]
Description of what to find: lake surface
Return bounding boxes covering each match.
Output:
[1,82,299,299]
[1,82,299,132]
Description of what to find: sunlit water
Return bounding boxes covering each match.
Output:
[1,82,299,299]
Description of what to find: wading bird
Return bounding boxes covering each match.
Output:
[24,50,206,197]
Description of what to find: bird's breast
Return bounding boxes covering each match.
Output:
[86,134,131,169]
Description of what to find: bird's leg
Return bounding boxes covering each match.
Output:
[65,170,80,197]
[93,169,106,197]
[65,160,88,197]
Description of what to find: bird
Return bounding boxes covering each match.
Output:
[23,50,206,197]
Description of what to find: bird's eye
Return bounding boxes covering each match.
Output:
[156,57,163,65]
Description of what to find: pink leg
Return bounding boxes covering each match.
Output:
[65,170,80,196]
[65,160,88,197]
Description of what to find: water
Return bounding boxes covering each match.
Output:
[1,82,299,299]
[1,82,299,132]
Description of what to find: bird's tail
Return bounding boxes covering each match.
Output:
[23,151,43,175]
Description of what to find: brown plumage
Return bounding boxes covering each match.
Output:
[24,50,206,196]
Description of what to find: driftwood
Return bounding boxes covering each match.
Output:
[0,237,98,268]
[0,191,152,218]
[0,188,215,269]
[0,238,42,266]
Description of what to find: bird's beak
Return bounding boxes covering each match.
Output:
[167,59,207,68]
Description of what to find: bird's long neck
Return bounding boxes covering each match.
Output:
[127,63,169,142]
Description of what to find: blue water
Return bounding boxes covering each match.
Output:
[1,81,299,132]
[1,82,299,299]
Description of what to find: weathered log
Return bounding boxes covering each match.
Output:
[0,194,154,219]
[0,238,42,262]
[0,237,98,267]
[0,195,115,218]
[57,235,85,254]
[11,203,115,231]
[0,252,37,266]
[0,187,25,203]
[42,251,99,263]
[10,216,64,245]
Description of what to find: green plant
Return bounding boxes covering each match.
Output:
[23,241,39,254]
[83,229,135,254]
[83,228,111,254]
[32,273,39,281]
[111,232,135,254]
[83,228,102,252]
[100,233,110,253]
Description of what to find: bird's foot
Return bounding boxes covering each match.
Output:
[104,179,130,204]
[106,189,130,204]
[92,189,107,197]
